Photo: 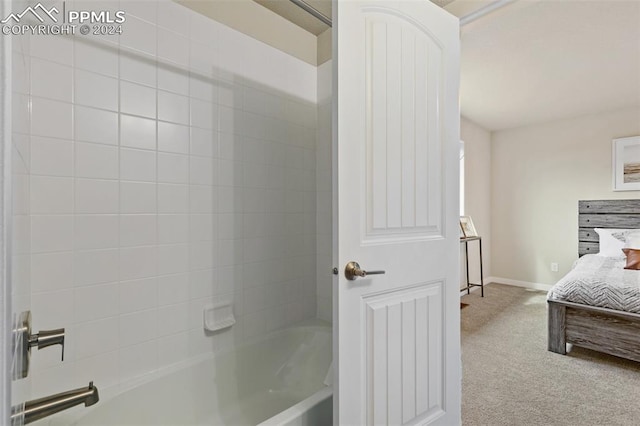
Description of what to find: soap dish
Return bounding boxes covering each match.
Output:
[203,302,235,332]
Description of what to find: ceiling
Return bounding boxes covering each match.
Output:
[253,0,640,132]
[457,0,640,131]
[254,0,331,35]
[252,0,457,35]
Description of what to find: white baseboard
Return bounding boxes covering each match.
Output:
[486,276,553,292]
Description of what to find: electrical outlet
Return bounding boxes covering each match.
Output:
[551,263,559,272]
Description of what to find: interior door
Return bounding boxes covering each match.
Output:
[334,0,460,425]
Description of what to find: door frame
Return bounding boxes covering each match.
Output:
[0,0,13,421]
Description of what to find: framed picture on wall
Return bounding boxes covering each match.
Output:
[613,136,640,191]
[460,216,478,238]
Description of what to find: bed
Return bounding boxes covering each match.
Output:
[547,199,640,362]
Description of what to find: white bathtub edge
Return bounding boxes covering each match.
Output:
[257,386,333,426]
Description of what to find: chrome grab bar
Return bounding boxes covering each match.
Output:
[11,381,99,425]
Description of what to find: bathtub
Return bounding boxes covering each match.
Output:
[50,322,332,426]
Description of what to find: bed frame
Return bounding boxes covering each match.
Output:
[548,199,640,362]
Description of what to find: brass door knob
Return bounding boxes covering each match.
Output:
[344,261,386,280]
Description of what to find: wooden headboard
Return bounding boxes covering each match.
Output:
[578,199,640,256]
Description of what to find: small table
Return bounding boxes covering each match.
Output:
[460,236,484,297]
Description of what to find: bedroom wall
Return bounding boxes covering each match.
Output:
[491,107,640,287]
[461,117,492,282]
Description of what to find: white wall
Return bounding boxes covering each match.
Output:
[178,0,319,66]
[316,60,331,322]
[13,0,319,397]
[491,107,640,286]
[461,117,491,284]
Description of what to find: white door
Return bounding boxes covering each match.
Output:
[334,0,461,425]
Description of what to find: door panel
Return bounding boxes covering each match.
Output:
[364,282,444,424]
[335,0,460,424]
[366,12,443,240]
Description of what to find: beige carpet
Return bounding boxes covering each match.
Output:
[461,283,640,426]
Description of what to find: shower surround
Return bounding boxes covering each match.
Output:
[12,0,320,399]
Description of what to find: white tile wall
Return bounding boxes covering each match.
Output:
[75,107,119,145]
[74,215,119,250]
[120,114,156,150]
[31,58,73,103]
[75,142,119,179]
[31,98,73,140]
[14,0,321,396]
[75,179,119,214]
[31,136,74,176]
[75,70,119,111]
[120,81,157,118]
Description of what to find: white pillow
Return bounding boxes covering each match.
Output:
[594,228,630,257]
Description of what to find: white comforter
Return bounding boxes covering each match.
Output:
[547,254,640,314]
